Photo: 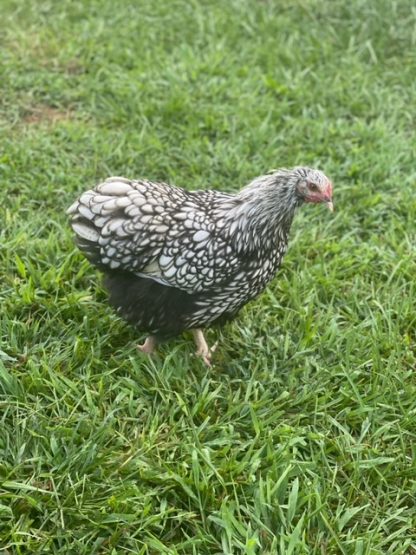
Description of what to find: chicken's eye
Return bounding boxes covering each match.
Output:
[307,182,319,192]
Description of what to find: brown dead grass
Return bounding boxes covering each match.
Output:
[22,105,74,125]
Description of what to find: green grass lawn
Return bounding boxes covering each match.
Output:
[1,0,416,552]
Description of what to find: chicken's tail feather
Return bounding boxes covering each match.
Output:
[67,177,138,268]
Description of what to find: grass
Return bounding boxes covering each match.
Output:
[1,0,416,552]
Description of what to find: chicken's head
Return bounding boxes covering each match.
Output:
[295,168,334,211]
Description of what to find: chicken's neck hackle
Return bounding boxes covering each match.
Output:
[219,170,300,254]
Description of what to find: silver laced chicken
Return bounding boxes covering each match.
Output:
[67,167,333,365]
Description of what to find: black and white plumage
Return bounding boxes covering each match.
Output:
[67,167,333,364]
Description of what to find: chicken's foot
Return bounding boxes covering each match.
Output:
[137,335,158,355]
[191,329,216,367]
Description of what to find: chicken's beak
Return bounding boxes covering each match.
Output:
[323,181,334,212]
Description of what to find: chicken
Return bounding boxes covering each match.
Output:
[67,167,333,365]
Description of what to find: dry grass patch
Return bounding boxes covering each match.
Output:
[21,104,75,126]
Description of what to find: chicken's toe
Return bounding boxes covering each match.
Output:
[195,346,213,367]
[137,336,157,355]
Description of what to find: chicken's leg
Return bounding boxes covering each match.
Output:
[137,335,157,355]
[191,329,216,366]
